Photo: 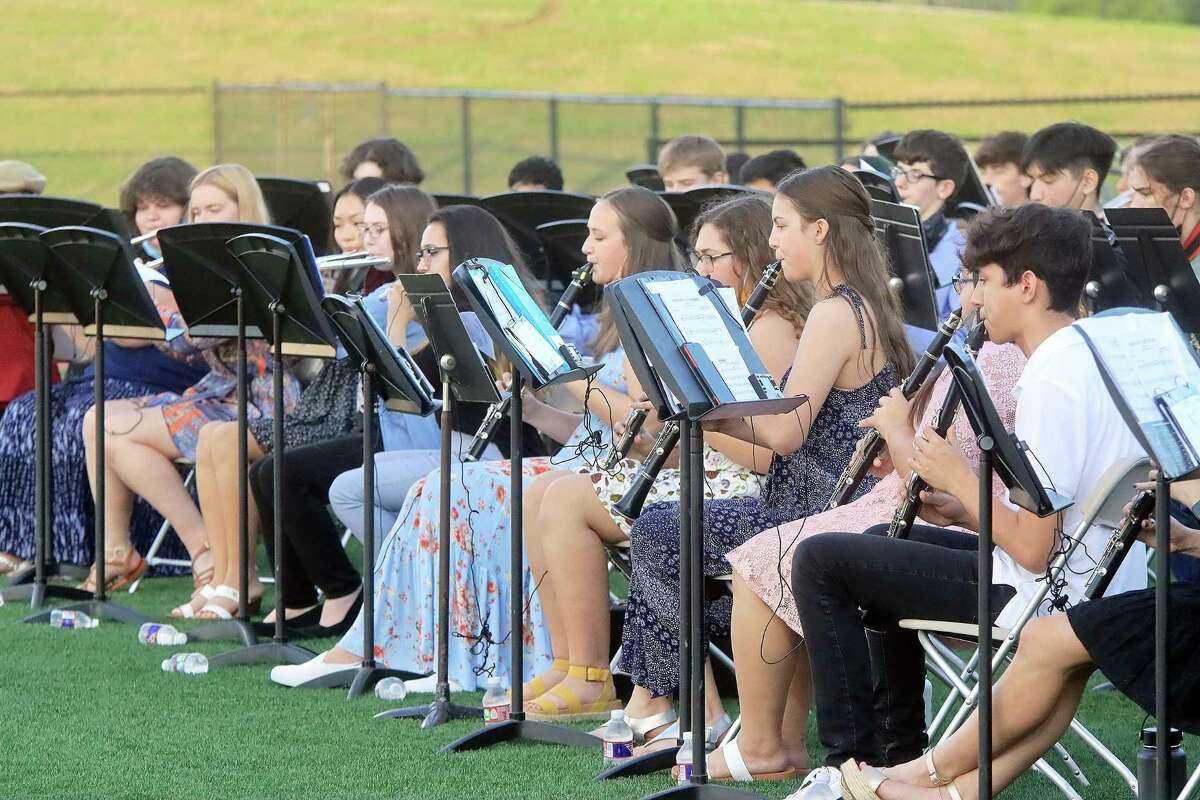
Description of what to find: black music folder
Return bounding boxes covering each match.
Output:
[871,199,940,331]
[0,223,81,325]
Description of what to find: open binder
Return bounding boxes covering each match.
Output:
[1075,312,1200,480]
[607,270,807,422]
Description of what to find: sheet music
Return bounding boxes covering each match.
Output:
[646,278,757,402]
[1075,313,1200,477]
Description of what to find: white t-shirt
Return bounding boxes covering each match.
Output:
[994,324,1148,627]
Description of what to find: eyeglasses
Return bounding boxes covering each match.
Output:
[417,245,450,264]
[891,166,944,184]
[356,223,388,240]
[950,273,976,291]
[689,251,734,270]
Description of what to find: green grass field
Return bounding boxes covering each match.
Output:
[0,570,1190,800]
[4,0,1200,201]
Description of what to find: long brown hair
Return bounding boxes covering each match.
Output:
[591,186,685,355]
[776,166,915,376]
[692,194,813,335]
[365,184,436,277]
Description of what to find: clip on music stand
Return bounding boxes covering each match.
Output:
[441,260,601,753]
[942,343,1072,800]
[155,222,302,645]
[297,293,436,696]
[869,200,940,332]
[372,272,498,726]
[601,271,807,795]
[23,226,179,625]
[1074,309,1200,800]
[200,231,337,668]
[1083,214,1149,313]
[0,224,93,605]
[1106,207,1200,332]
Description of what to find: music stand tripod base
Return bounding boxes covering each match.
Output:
[2,579,91,607]
[186,618,258,647]
[22,597,151,626]
[207,640,315,669]
[441,718,600,753]
[375,677,483,728]
[597,746,679,780]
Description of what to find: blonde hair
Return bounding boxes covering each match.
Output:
[188,164,271,225]
[657,134,726,179]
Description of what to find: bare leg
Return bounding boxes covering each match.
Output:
[520,469,576,697]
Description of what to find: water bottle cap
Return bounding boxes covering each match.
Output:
[680,732,692,742]
[1141,726,1184,748]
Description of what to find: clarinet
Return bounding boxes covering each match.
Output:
[462,263,593,462]
[611,261,783,518]
[1082,490,1155,601]
[886,321,988,539]
[824,307,966,510]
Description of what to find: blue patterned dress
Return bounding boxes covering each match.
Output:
[619,286,899,697]
[337,348,626,691]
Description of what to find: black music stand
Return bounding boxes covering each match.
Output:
[156,222,303,646]
[202,231,337,668]
[870,199,940,331]
[0,224,93,604]
[0,195,127,237]
[307,294,434,696]
[946,162,995,221]
[432,194,481,209]
[1073,309,1200,800]
[626,165,665,192]
[657,187,757,242]
[373,272,498,726]
[851,162,899,204]
[1084,214,1148,312]
[942,344,1072,800]
[1107,207,1199,328]
[441,259,601,753]
[600,271,806,796]
[257,177,334,256]
[23,226,178,626]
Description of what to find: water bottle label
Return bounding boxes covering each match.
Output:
[483,703,510,725]
[603,740,633,760]
[61,615,76,629]
[145,624,162,641]
[677,764,693,783]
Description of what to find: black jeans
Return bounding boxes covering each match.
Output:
[250,431,381,608]
[791,524,1016,768]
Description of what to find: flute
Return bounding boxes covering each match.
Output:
[824,307,966,511]
[611,261,783,519]
[885,319,987,539]
[462,263,593,462]
[1083,490,1155,601]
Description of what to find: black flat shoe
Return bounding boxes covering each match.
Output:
[252,604,323,638]
[294,589,364,640]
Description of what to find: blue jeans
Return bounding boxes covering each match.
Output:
[792,524,1015,768]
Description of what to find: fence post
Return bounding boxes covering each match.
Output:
[832,97,846,163]
[274,83,286,176]
[461,95,473,195]
[647,101,661,164]
[380,81,389,136]
[211,81,221,164]
[734,104,746,154]
[548,97,560,164]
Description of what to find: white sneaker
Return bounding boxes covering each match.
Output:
[785,765,843,800]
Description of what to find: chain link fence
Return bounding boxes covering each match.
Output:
[4,83,1200,203]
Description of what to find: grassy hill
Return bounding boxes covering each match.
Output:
[4,0,1200,200]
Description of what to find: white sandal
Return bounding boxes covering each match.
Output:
[195,585,259,620]
[648,712,735,750]
[626,708,678,745]
[697,738,796,783]
[170,584,215,619]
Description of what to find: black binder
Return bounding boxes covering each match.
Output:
[870,199,940,331]
[0,195,129,238]
[0,223,81,324]
[257,177,334,256]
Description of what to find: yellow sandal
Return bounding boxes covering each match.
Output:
[510,657,569,702]
[524,665,622,721]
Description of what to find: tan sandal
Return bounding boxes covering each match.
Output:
[524,664,622,721]
[79,546,147,593]
[0,551,30,575]
[841,758,960,800]
[190,542,215,590]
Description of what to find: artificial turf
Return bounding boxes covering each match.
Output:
[0,571,1188,800]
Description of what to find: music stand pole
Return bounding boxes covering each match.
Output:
[977,438,994,800]
[1,280,90,603]
[376,357,481,721]
[1154,471,1171,800]
[188,288,258,646]
[442,371,599,752]
[208,304,314,667]
[24,290,150,625]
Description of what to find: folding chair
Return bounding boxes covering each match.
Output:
[129,458,196,593]
[900,455,1151,797]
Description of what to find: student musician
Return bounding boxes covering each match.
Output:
[507,156,564,191]
[891,130,971,318]
[974,131,1031,208]
[788,204,1147,799]
[338,137,425,185]
[658,133,729,192]
[739,149,807,194]
[1022,122,1116,217]
[1127,134,1200,280]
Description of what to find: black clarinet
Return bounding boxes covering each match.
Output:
[886,321,988,539]
[462,263,593,462]
[824,307,966,510]
[611,261,783,518]
[1082,490,1155,601]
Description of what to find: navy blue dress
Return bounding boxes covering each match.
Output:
[619,286,899,697]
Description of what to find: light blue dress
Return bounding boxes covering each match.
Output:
[337,347,626,690]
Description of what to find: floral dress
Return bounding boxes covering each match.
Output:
[726,342,1026,634]
[336,348,627,691]
[619,285,899,698]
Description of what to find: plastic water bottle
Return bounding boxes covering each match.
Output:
[375,677,408,702]
[180,653,209,675]
[138,623,188,646]
[50,609,98,629]
[481,676,510,725]
[675,731,694,785]
[602,709,634,766]
[161,653,190,673]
